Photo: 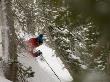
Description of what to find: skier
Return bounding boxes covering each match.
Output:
[25,34,44,57]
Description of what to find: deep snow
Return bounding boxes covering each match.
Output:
[18,43,73,82]
[36,44,73,81]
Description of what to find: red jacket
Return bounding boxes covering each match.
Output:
[25,38,42,57]
[27,38,40,48]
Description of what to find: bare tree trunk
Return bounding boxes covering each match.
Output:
[1,0,18,82]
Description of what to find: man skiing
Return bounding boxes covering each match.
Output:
[25,34,44,57]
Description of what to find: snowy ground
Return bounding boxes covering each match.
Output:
[18,43,73,82]
[36,44,73,81]
[0,76,12,82]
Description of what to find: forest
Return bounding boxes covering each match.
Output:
[0,0,110,82]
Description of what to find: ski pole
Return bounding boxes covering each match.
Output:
[40,54,61,82]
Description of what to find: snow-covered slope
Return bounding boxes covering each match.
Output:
[37,44,73,82]
[18,44,73,82]
[18,52,60,82]
[19,53,59,82]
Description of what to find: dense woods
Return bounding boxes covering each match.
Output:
[0,0,110,82]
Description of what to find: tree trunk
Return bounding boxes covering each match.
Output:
[1,0,18,82]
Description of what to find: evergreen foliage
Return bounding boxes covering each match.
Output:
[2,0,110,82]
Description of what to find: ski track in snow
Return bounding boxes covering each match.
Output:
[36,44,73,82]
[18,51,60,82]
[18,44,73,82]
